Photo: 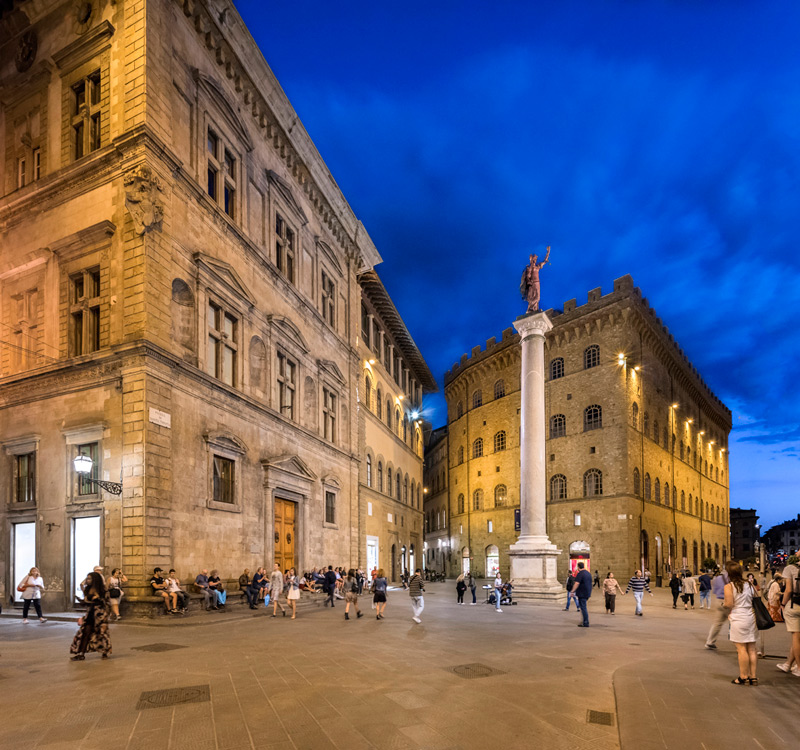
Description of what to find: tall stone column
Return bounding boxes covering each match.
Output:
[508,311,564,600]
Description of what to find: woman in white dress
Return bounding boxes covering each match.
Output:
[285,567,300,620]
[724,561,758,685]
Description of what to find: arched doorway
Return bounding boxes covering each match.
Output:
[391,544,397,581]
[655,534,663,586]
[640,530,650,574]
[569,541,590,575]
[462,546,471,576]
[485,545,499,577]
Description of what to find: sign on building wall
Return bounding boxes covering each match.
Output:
[148,407,171,428]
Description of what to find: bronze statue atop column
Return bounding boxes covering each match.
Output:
[520,246,550,313]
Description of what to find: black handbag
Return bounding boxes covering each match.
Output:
[108,587,121,599]
[752,588,774,631]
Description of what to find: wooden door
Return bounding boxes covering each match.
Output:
[274,498,296,571]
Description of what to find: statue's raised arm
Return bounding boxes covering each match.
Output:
[521,246,551,313]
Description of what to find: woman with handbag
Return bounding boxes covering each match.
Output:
[18,567,47,623]
[70,571,112,661]
[106,568,127,621]
[724,561,759,685]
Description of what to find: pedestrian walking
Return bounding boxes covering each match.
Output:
[106,568,127,621]
[409,568,425,623]
[572,562,592,627]
[324,565,337,607]
[778,556,800,677]
[285,567,300,619]
[682,574,697,610]
[624,570,653,616]
[705,568,730,649]
[343,569,363,620]
[372,568,388,620]
[69,571,111,661]
[270,563,287,617]
[644,568,652,587]
[593,570,601,588]
[698,570,712,609]
[467,571,477,604]
[725,561,758,685]
[603,572,623,614]
[668,572,681,609]
[493,571,503,613]
[565,570,578,611]
[18,567,47,624]
[456,573,466,604]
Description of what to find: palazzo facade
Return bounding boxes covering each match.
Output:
[438,275,731,584]
[0,0,429,608]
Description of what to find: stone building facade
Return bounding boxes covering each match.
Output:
[0,0,428,608]
[357,272,436,581]
[730,508,760,561]
[422,425,449,575]
[440,275,731,585]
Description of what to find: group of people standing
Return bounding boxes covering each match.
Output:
[566,565,653,623]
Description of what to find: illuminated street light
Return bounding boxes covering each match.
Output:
[72,455,123,495]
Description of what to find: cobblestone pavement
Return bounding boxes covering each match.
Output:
[0,584,797,750]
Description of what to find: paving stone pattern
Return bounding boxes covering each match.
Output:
[0,584,796,750]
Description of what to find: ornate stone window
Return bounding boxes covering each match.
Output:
[550,357,565,380]
[583,345,600,369]
[206,301,238,386]
[277,351,297,420]
[457,401,463,419]
[632,402,639,430]
[69,268,101,356]
[550,474,567,501]
[654,478,661,503]
[321,270,336,328]
[472,438,483,459]
[633,467,641,496]
[206,127,238,220]
[376,388,382,418]
[550,414,566,439]
[366,454,372,487]
[473,489,483,511]
[494,484,507,506]
[472,390,483,409]
[364,374,372,410]
[494,379,506,399]
[204,432,246,512]
[584,404,602,431]
[322,387,337,443]
[457,446,464,465]
[457,493,465,514]
[325,490,336,525]
[494,431,507,452]
[274,212,296,284]
[681,490,686,511]
[583,468,603,497]
[387,468,393,496]
[70,69,102,160]
[377,461,383,491]
[644,473,651,500]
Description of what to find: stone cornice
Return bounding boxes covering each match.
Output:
[52,19,115,72]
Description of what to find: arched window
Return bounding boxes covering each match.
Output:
[403,416,408,442]
[473,489,483,511]
[366,455,372,487]
[681,490,685,511]
[687,445,691,464]
[457,493,465,514]
[716,506,720,523]
[643,412,650,435]
[494,431,507,452]
[663,427,669,449]
[377,461,383,491]
[654,478,661,503]
[404,477,408,503]
[472,438,483,458]
[644,473,651,500]
[705,502,709,519]
[679,440,684,460]
[715,466,719,482]
[705,459,708,475]
[395,408,401,433]
[387,468,392,495]
[494,379,505,399]
[633,467,641,496]
[715,543,719,560]
[376,389,382,419]
[457,401,464,419]
[550,414,566,438]
[457,446,464,464]
[653,419,659,443]
[673,486,677,506]
[664,482,670,506]
[584,345,600,369]
[584,468,603,497]
[397,476,402,502]
[364,375,372,409]
[550,357,565,380]
[695,497,700,516]
[584,404,602,431]
[411,480,416,504]
[681,538,688,563]
[472,390,482,409]
[494,484,507,506]
[550,474,567,501]
[632,402,639,429]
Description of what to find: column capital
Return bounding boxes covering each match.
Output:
[513,311,553,338]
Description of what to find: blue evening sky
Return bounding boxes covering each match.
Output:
[235,0,799,529]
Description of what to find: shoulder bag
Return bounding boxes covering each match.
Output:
[17,577,29,593]
[752,585,774,631]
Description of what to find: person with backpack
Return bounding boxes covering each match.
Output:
[779,556,800,677]
[343,569,363,620]
[18,567,47,624]
[698,571,713,609]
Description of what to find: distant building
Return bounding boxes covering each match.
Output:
[422,425,449,575]
[730,508,760,561]
[762,514,800,557]
[438,275,731,584]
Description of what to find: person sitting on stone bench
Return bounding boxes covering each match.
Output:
[238,568,251,603]
[208,569,227,607]
[150,567,172,613]
[195,568,221,610]
[167,569,189,613]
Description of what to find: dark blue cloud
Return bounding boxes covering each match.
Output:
[236,0,800,527]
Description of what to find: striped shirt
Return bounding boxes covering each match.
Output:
[625,576,652,594]
[409,574,424,597]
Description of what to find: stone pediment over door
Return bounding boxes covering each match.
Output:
[194,253,256,307]
[261,454,317,493]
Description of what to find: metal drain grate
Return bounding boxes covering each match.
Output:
[136,685,210,710]
[587,710,615,726]
[131,643,188,653]
[449,663,506,680]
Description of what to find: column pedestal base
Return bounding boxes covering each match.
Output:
[508,543,566,602]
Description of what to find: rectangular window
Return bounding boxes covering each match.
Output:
[206,301,238,386]
[325,491,336,524]
[33,149,41,180]
[70,268,101,356]
[372,320,381,356]
[361,305,370,348]
[488,520,493,533]
[206,128,238,220]
[574,511,581,526]
[275,213,296,284]
[15,453,36,503]
[277,351,297,420]
[321,271,336,327]
[213,456,235,504]
[71,70,103,161]
[384,339,391,371]
[17,156,26,188]
[76,442,98,496]
[223,149,236,218]
[367,501,373,516]
[323,387,337,443]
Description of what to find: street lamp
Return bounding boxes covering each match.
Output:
[73,455,123,495]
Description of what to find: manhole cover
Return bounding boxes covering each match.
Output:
[449,663,506,680]
[136,685,210,710]
[587,710,615,726]
[131,643,188,652]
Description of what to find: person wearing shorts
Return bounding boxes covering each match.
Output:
[372,569,388,620]
[343,569,363,620]
[780,561,800,676]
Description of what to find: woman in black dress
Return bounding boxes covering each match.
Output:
[70,571,112,661]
